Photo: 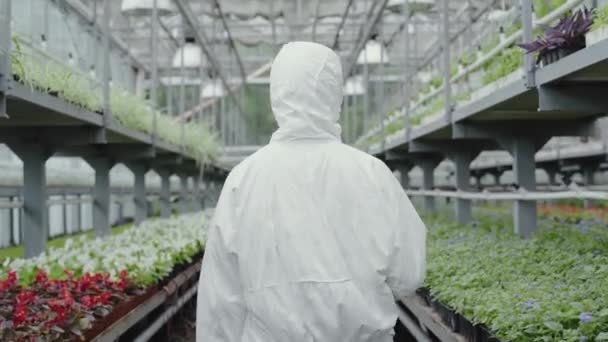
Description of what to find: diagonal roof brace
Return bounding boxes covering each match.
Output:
[213,0,247,86]
[173,0,243,114]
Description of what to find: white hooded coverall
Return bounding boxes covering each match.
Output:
[197,41,426,342]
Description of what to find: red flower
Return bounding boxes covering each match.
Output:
[13,305,28,326]
[16,290,36,306]
[81,295,93,309]
[35,269,48,285]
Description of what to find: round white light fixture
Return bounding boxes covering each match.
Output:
[172,42,205,68]
[201,80,225,99]
[417,71,432,83]
[356,40,390,65]
[121,0,175,16]
[487,9,509,22]
[344,76,365,96]
[387,0,435,12]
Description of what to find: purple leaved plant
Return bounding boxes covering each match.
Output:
[518,8,593,64]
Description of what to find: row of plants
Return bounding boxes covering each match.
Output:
[9,36,219,165]
[360,4,608,150]
[423,212,608,341]
[0,213,208,340]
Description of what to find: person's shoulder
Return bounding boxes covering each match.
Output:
[334,143,391,170]
[223,145,273,181]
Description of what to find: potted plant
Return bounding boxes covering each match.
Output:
[587,6,608,46]
[518,8,592,66]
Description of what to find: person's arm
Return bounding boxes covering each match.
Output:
[196,181,245,341]
[377,163,427,300]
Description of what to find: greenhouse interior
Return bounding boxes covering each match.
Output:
[1,0,608,340]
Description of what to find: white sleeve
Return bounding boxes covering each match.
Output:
[378,163,427,300]
[196,181,245,341]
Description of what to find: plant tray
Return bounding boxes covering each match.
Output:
[586,26,608,47]
[412,288,502,342]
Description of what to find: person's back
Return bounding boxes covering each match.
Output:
[197,42,426,342]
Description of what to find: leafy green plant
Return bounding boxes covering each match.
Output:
[481,35,500,54]
[533,0,568,18]
[430,75,443,89]
[482,47,522,85]
[592,6,608,31]
[425,213,608,341]
[504,21,522,37]
[458,51,476,68]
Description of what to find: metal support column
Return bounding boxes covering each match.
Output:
[192,175,201,212]
[419,159,439,213]
[398,164,411,189]
[10,145,52,258]
[127,163,148,225]
[158,169,172,218]
[87,157,113,237]
[452,151,475,224]
[0,0,12,118]
[511,138,537,237]
[441,0,451,121]
[583,163,596,208]
[402,0,410,140]
[179,174,189,214]
[521,0,535,87]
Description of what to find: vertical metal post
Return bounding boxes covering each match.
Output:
[10,145,52,257]
[62,193,68,235]
[378,18,386,151]
[127,163,147,225]
[419,159,438,213]
[8,196,14,246]
[0,0,12,118]
[102,0,112,127]
[521,0,535,87]
[76,193,82,232]
[402,0,410,140]
[453,151,473,224]
[179,174,189,214]
[362,50,369,134]
[192,175,201,212]
[583,163,595,208]
[511,138,536,237]
[88,157,113,237]
[179,21,186,153]
[442,0,451,122]
[151,0,159,146]
[399,164,411,189]
[159,169,171,218]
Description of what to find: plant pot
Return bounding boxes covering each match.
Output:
[416,287,432,306]
[456,313,478,342]
[477,324,501,342]
[48,90,59,97]
[586,26,608,46]
[12,74,21,83]
[540,43,585,67]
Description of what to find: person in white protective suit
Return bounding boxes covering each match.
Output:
[196,41,426,342]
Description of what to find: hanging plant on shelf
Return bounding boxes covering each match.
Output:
[518,8,593,66]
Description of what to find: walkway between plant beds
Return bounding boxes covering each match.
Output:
[0,222,133,261]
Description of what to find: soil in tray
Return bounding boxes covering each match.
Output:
[83,285,158,341]
[84,253,204,341]
[418,291,501,342]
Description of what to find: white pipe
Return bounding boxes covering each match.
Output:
[406,188,608,201]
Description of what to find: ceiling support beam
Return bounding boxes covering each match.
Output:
[332,0,355,49]
[174,0,243,114]
[344,0,390,78]
[213,0,247,86]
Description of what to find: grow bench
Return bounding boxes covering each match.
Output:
[86,253,203,342]
[396,289,500,342]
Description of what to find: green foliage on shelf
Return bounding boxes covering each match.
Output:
[385,120,404,135]
[482,47,522,85]
[505,21,522,37]
[481,35,500,54]
[425,213,608,341]
[430,75,443,89]
[533,0,568,19]
[458,51,476,68]
[10,36,101,113]
[9,36,218,165]
[592,6,608,31]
